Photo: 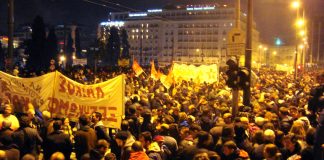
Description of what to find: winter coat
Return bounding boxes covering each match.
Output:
[74,125,97,160]
[129,151,150,160]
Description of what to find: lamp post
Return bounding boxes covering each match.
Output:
[291,0,302,79]
[7,0,14,70]
[59,55,66,69]
[201,52,205,63]
[263,47,268,66]
[299,44,304,71]
[272,51,277,66]
[196,48,200,62]
[89,47,99,73]
[258,45,263,71]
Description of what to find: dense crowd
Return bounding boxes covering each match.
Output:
[0,66,323,160]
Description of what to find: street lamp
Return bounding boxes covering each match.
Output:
[264,48,268,66]
[296,19,305,28]
[60,55,66,62]
[59,55,66,69]
[272,51,277,66]
[196,49,200,62]
[299,30,306,37]
[273,51,277,55]
[291,1,300,9]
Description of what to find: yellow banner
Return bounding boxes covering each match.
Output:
[0,71,55,112]
[173,63,219,84]
[0,71,125,129]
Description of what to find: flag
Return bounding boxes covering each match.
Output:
[132,59,144,77]
[161,66,174,89]
[156,69,162,80]
[150,60,158,80]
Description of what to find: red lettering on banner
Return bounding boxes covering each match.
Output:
[56,76,105,99]
[83,105,90,114]
[79,105,85,115]
[87,88,95,98]
[90,106,97,113]
[67,81,75,95]
[108,107,117,110]
[11,95,19,107]
[58,76,66,92]
[99,106,107,120]
[75,86,82,97]
[59,99,69,114]
[82,88,87,97]
[48,98,120,125]
[96,87,104,98]
[20,96,30,111]
[5,93,30,111]
[106,106,117,122]
[107,117,117,122]
[68,103,79,118]
[48,97,59,113]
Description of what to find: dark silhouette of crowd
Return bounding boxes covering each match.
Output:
[0,66,323,160]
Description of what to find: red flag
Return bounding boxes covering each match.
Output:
[132,59,144,77]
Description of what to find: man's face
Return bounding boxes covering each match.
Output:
[283,139,294,152]
[115,138,124,147]
[99,145,109,155]
[224,117,232,124]
[139,136,147,148]
[4,106,12,115]
[223,146,233,156]
[290,109,299,118]
[92,114,98,123]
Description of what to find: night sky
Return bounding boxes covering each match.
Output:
[0,0,323,44]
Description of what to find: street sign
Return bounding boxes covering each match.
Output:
[227,28,245,56]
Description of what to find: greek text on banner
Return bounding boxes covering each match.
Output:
[0,71,125,129]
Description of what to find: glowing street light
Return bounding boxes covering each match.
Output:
[60,55,66,62]
[299,44,304,49]
[296,19,305,28]
[273,51,277,55]
[291,1,300,9]
[299,30,306,37]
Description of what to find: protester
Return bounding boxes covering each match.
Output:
[74,114,97,160]
[12,114,42,159]
[91,112,111,142]
[43,120,73,160]
[0,65,323,160]
[0,104,19,131]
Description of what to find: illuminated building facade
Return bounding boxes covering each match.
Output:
[101,4,261,66]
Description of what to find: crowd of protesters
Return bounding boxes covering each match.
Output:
[0,65,323,160]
